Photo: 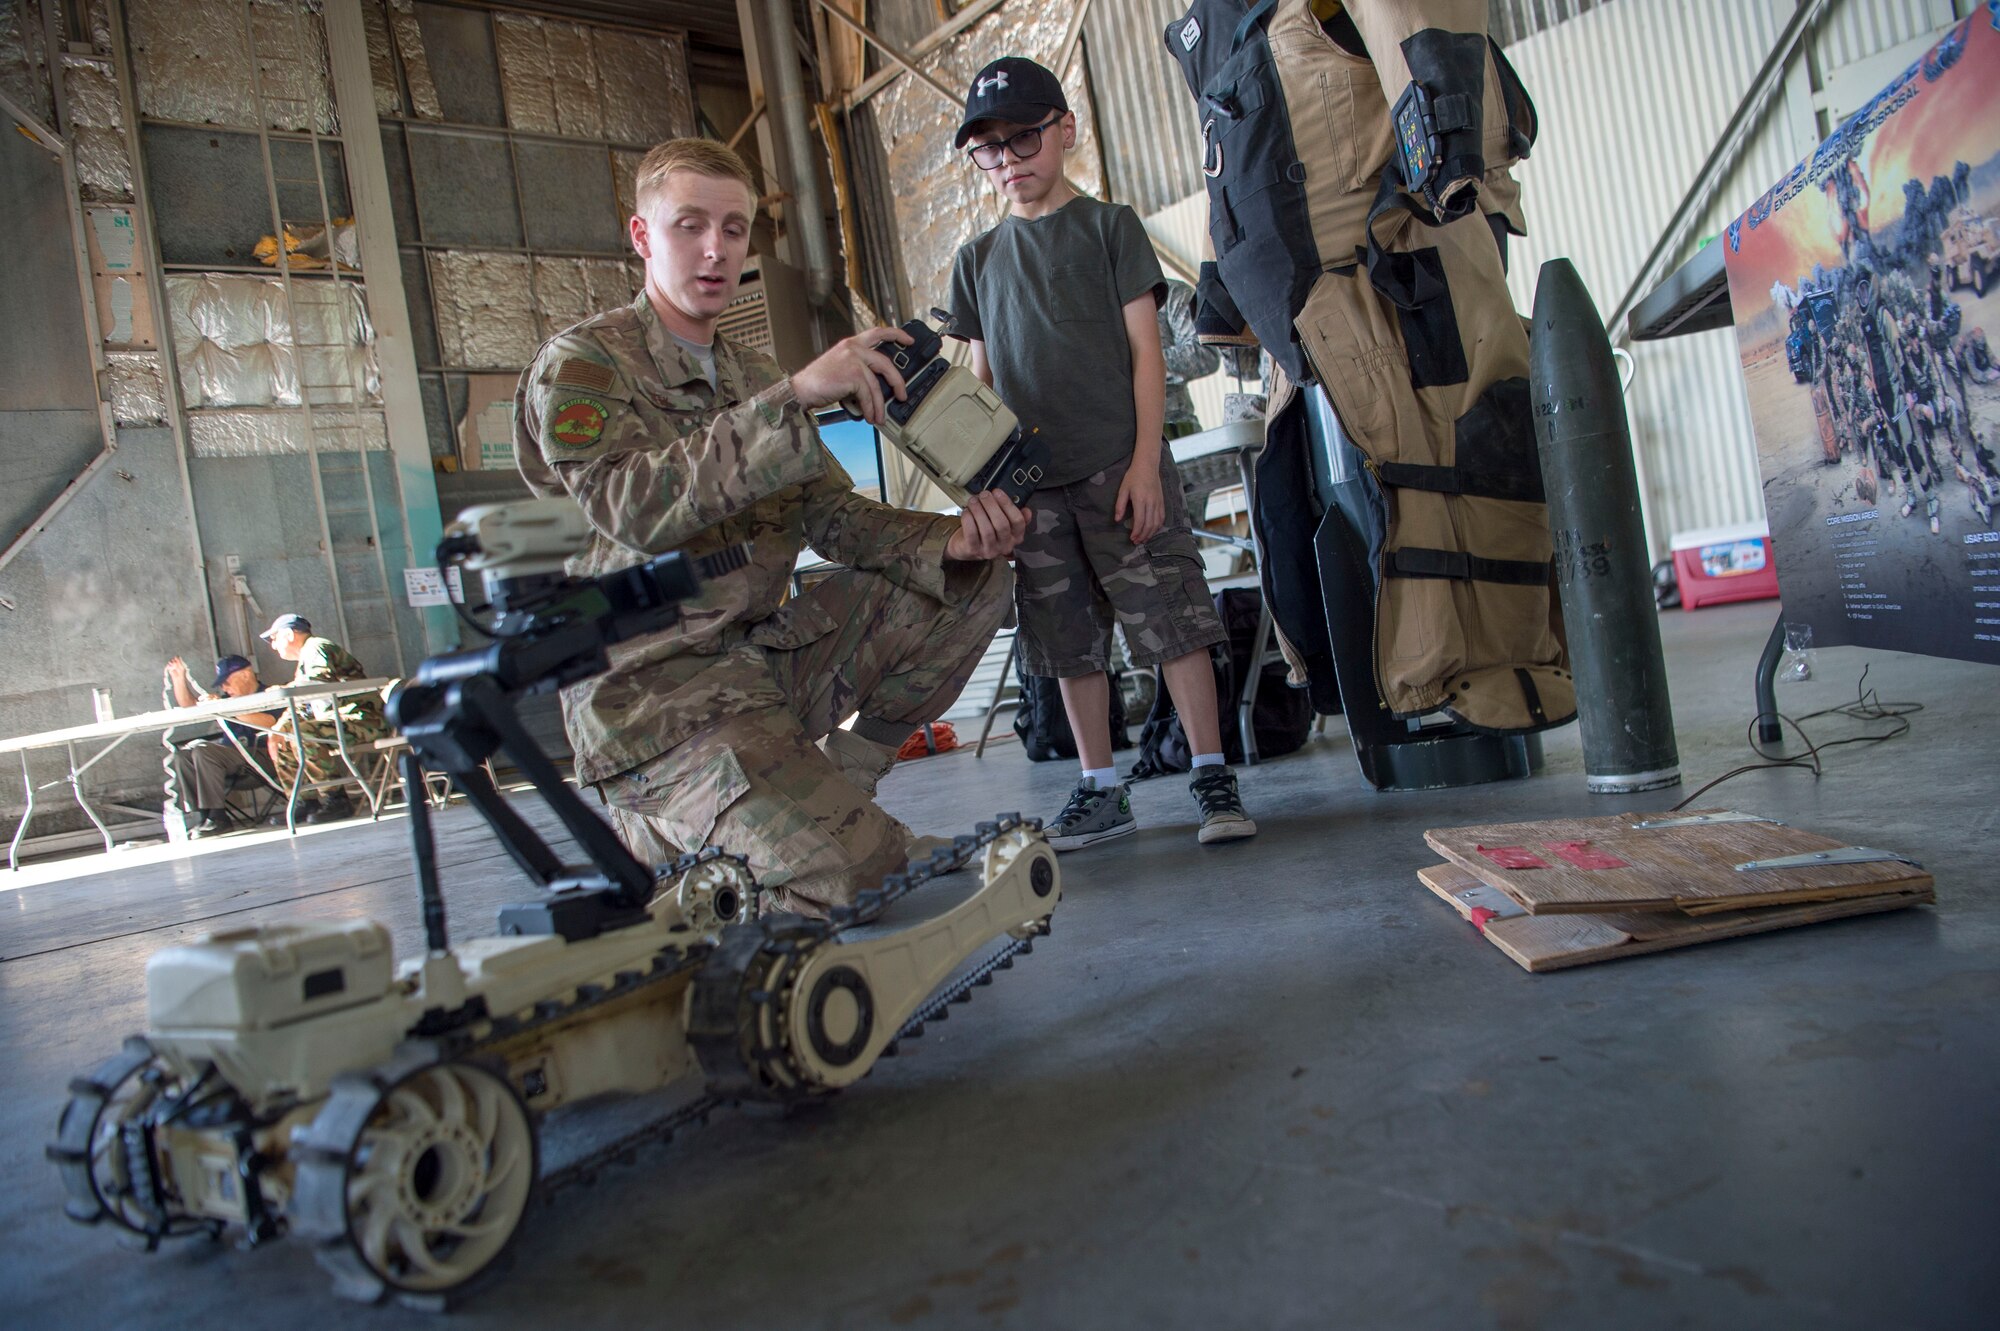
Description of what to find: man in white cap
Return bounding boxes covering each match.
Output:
[258,613,386,823]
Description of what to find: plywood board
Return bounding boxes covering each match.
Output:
[1417,862,1933,973]
[1423,809,1932,915]
[86,206,156,349]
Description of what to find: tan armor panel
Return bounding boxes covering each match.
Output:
[1258,0,1569,733]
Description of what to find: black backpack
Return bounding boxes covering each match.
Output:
[1012,653,1132,762]
[1127,586,1317,779]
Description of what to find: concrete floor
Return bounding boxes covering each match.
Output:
[2,600,1995,1329]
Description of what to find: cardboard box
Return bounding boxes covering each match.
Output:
[456,374,520,470]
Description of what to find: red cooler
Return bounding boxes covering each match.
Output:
[1669,521,1780,610]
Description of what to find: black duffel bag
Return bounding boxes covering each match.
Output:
[1127,586,1316,779]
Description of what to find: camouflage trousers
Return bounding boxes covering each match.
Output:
[271,713,387,790]
[601,558,1012,918]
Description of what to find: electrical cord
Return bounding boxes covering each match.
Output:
[1668,663,1922,811]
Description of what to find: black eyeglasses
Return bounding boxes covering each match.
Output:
[967,115,1062,170]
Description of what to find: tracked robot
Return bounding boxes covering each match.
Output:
[48,498,1060,1308]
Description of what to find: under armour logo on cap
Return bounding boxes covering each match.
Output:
[953,56,1068,149]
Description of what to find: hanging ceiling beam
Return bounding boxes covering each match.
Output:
[725,95,766,151]
[1055,0,1094,78]
[0,85,63,152]
[816,1,960,109]
[839,0,1010,111]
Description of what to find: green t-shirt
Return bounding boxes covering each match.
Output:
[948,196,1167,487]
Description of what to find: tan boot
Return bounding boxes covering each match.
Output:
[819,727,900,798]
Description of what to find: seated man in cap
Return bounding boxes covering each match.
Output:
[161,652,277,839]
[257,613,389,823]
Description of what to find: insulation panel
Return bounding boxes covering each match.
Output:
[247,0,337,134]
[128,0,336,132]
[63,55,133,202]
[106,351,167,424]
[187,406,389,457]
[0,0,54,129]
[612,147,642,224]
[389,0,441,119]
[363,0,401,116]
[426,249,537,369]
[128,0,258,128]
[492,11,561,136]
[84,0,114,55]
[532,256,639,337]
[166,274,380,409]
[592,26,695,144]
[492,10,691,144]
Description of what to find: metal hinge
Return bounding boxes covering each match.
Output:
[1734,847,1923,872]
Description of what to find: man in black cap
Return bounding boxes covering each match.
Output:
[162,652,276,839]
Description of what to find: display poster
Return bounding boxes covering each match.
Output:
[1723,11,2000,664]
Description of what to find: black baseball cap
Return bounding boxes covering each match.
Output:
[212,654,253,690]
[954,57,1068,149]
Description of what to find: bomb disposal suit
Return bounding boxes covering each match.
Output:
[1167,0,1573,735]
[516,295,1011,918]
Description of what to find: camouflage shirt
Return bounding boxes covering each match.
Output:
[515,293,966,786]
[289,636,386,735]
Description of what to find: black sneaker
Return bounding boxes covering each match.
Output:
[304,792,356,824]
[1190,766,1256,844]
[1045,779,1137,852]
[187,810,232,840]
[268,799,320,827]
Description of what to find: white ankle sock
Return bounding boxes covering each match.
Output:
[1190,752,1226,769]
[1082,766,1120,789]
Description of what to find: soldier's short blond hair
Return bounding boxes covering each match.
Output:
[634,138,758,218]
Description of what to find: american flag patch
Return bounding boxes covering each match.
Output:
[553,357,616,392]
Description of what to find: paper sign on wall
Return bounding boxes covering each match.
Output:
[90,209,137,271]
[404,566,465,607]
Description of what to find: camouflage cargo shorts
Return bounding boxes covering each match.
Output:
[1013,450,1224,677]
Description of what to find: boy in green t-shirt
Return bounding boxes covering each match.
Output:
[946,56,1256,850]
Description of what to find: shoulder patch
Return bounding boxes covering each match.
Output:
[549,397,610,448]
[554,357,617,392]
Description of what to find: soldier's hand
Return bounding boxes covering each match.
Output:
[165,655,188,680]
[792,327,916,425]
[945,490,1030,562]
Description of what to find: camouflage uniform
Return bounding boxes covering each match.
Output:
[514,293,1012,918]
[270,637,387,788]
[1158,278,1219,435]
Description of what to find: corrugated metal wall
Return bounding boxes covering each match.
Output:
[1085,0,1203,218]
[1814,0,1960,69]
[1489,0,1608,47]
[1500,0,1964,556]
